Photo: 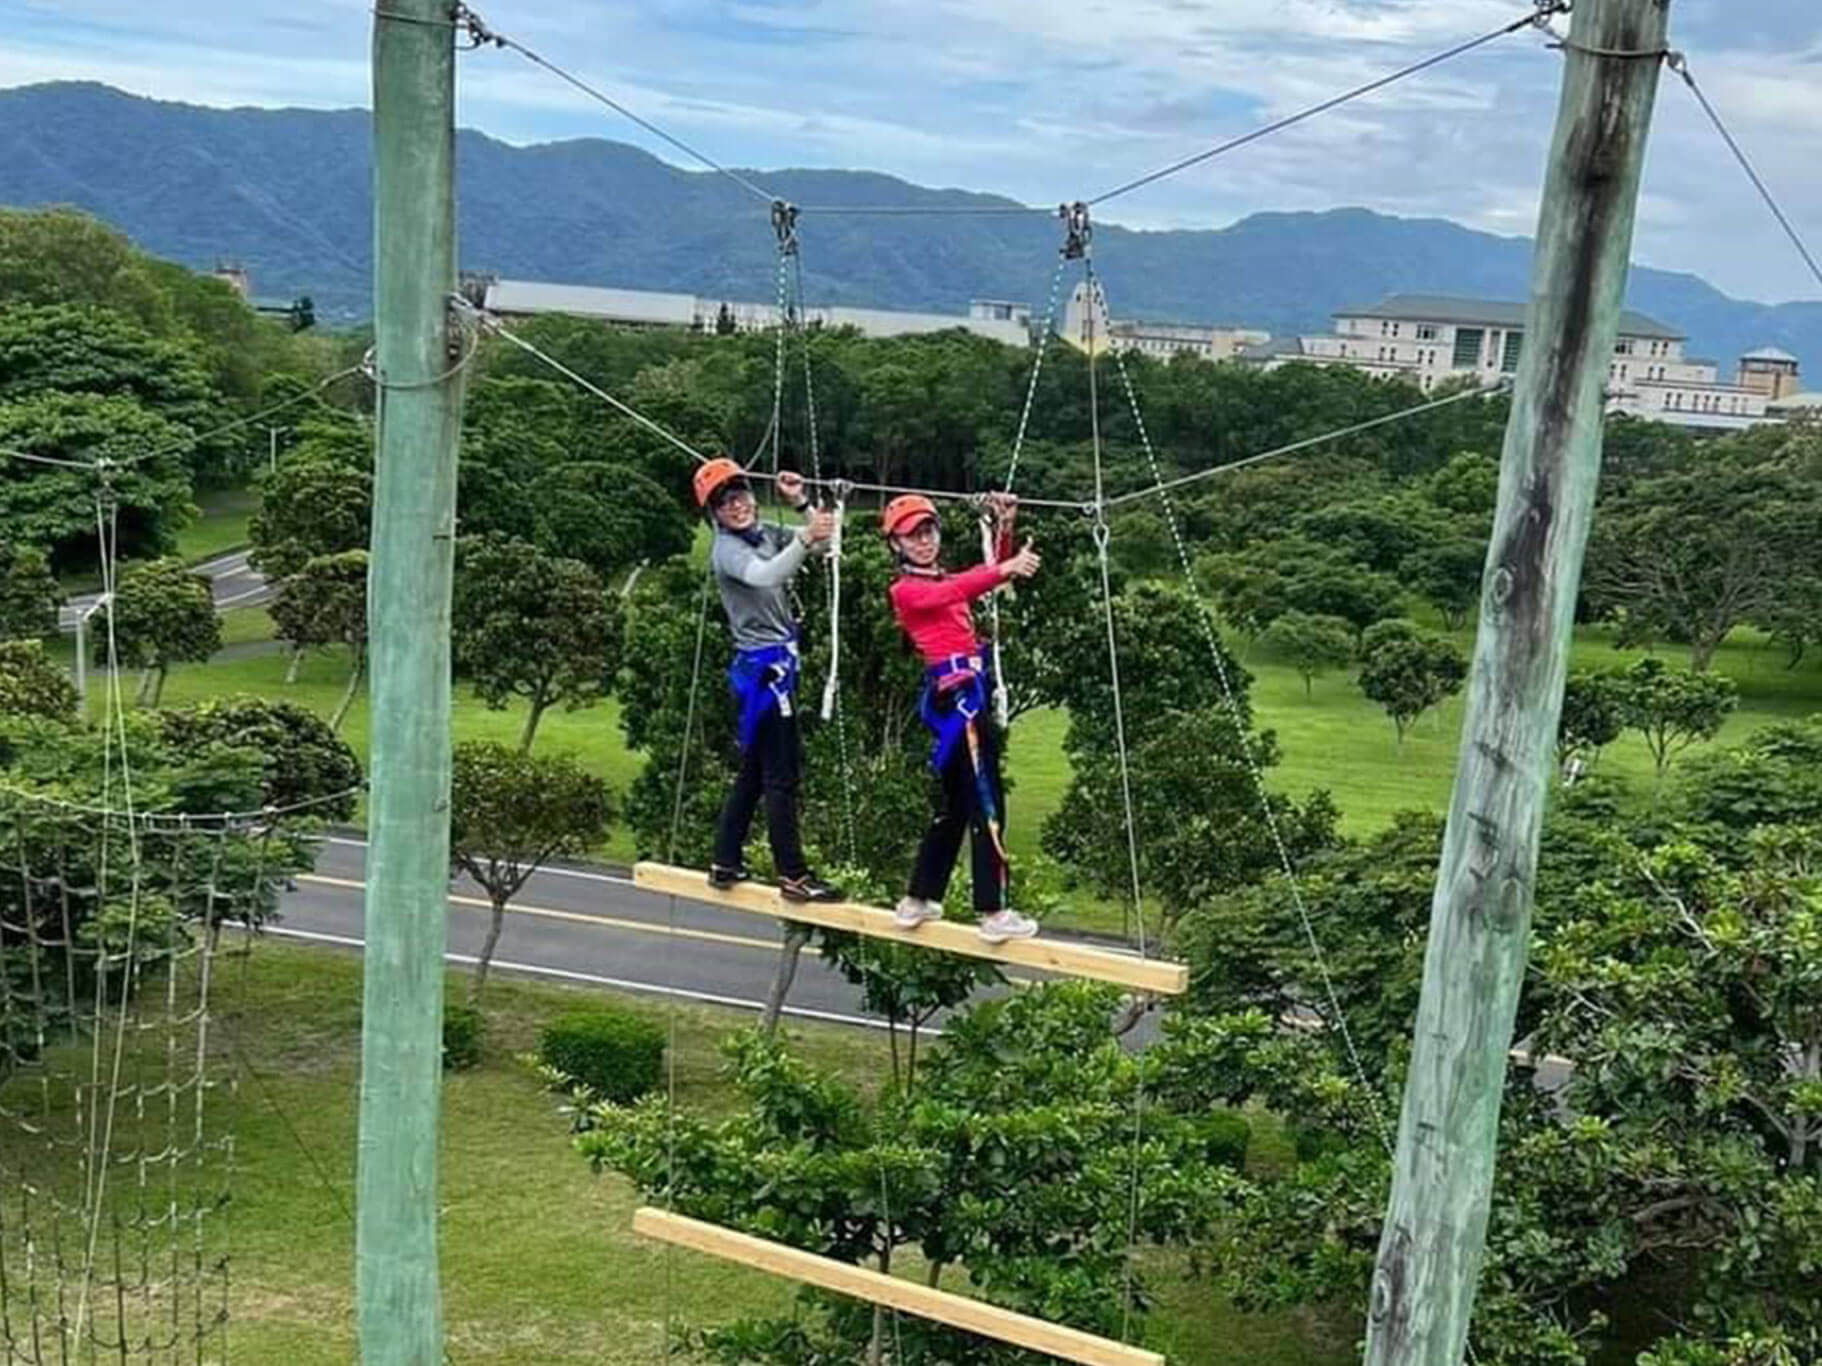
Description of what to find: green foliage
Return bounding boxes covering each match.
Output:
[105,557,221,704]
[1613,656,1738,778]
[0,302,234,481]
[452,536,623,752]
[0,640,78,723]
[1587,431,1822,671]
[0,391,193,565]
[0,207,173,332]
[248,455,371,580]
[0,541,58,640]
[578,984,1246,1364]
[1420,451,1500,517]
[268,549,369,730]
[1557,670,1624,764]
[155,695,362,821]
[1355,618,1467,745]
[1044,581,1339,922]
[1258,611,1354,698]
[1400,534,1487,631]
[539,1008,664,1104]
[1673,717,1822,840]
[442,1002,485,1072]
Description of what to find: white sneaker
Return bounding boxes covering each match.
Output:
[893,897,942,930]
[977,910,1038,944]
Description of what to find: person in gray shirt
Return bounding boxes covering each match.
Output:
[692,457,842,903]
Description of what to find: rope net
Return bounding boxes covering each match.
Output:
[0,790,298,1365]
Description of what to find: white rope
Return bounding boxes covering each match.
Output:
[1092,271,1395,1150]
[819,493,846,723]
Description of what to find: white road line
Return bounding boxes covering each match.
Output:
[262,926,918,1035]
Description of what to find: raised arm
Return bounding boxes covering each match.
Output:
[715,532,812,589]
[892,562,1008,611]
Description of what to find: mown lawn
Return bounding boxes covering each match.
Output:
[0,939,1348,1366]
[176,486,259,565]
[131,616,1822,891]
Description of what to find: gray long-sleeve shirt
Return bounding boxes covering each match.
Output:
[711,517,819,651]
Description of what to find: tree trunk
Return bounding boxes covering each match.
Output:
[470,894,508,1005]
[286,645,304,684]
[518,691,550,752]
[330,652,365,733]
[760,923,812,1036]
[885,1017,901,1091]
[1112,993,1150,1038]
[135,665,155,705]
[150,664,168,708]
[926,1260,944,1289]
[1688,634,1720,673]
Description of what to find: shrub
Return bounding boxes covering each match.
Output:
[537,1008,664,1103]
[442,1002,485,1072]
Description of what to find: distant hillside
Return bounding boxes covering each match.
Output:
[4,81,1820,373]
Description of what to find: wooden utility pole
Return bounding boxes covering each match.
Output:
[1364,2,1670,1363]
[358,3,468,1363]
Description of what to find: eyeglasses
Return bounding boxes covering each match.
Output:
[712,485,755,509]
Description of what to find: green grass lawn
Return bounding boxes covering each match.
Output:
[0,939,1347,1366]
[134,614,1822,888]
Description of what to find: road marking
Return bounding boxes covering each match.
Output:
[262,926,919,1035]
[297,873,782,953]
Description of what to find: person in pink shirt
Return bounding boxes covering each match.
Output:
[882,493,1042,943]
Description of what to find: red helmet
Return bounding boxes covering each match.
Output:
[881,495,938,538]
[693,457,746,509]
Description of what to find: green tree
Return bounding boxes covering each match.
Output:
[0,542,58,640]
[156,696,362,821]
[267,551,369,730]
[1586,447,1822,671]
[1556,670,1624,768]
[453,536,622,751]
[105,559,220,706]
[449,741,614,1002]
[248,456,371,581]
[1420,451,1500,517]
[1613,656,1737,779]
[1258,610,1355,698]
[577,984,1245,1366]
[1355,618,1466,747]
[528,462,693,579]
[0,640,78,723]
[0,303,234,482]
[1401,534,1487,631]
[1044,582,1338,930]
[0,208,172,332]
[0,392,193,565]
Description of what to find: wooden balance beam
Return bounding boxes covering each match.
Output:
[632,863,1187,996]
[633,1208,1164,1366]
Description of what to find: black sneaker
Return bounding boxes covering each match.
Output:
[708,864,752,891]
[779,873,842,904]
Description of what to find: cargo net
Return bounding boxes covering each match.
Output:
[0,791,303,1365]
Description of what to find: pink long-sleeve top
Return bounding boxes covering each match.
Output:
[889,561,1010,666]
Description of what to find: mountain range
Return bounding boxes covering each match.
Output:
[3,81,1820,375]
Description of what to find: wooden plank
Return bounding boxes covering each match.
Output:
[632,863,1187,996]
[633,1208,1164,1366]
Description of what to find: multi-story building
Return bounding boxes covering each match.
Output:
[1059,283,1269,360]
[471,276,1032,346]
[1244,294,1790,431]
[1737,346,1803,400]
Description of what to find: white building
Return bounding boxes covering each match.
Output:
[1244,294,1786,431]
[474,277,1032,346]
[1060,283,1268,361]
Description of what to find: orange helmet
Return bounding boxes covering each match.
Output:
[881,495,938,538]
[693,457,747,509]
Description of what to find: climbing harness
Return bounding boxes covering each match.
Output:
[729,634,801,753]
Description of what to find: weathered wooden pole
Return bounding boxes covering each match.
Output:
[1364,3,1670,1363]
[358,3,468,1363]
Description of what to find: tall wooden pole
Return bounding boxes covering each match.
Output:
[1364,3,1669,1363]
[359,4,467,1363]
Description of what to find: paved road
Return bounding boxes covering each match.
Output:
[270,837,1574,1089]
[274,835,1046,1034]
[59,549,272,629]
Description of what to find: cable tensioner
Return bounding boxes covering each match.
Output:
[1058,201,1092,260]
[772,200,801,257]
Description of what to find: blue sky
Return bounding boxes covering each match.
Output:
[9,0,1821,303]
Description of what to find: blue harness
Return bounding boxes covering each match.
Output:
[729,636,800,752]
[918,652,991,773]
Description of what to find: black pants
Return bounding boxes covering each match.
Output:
[713,707,808,879]
[908,708,1007,914]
